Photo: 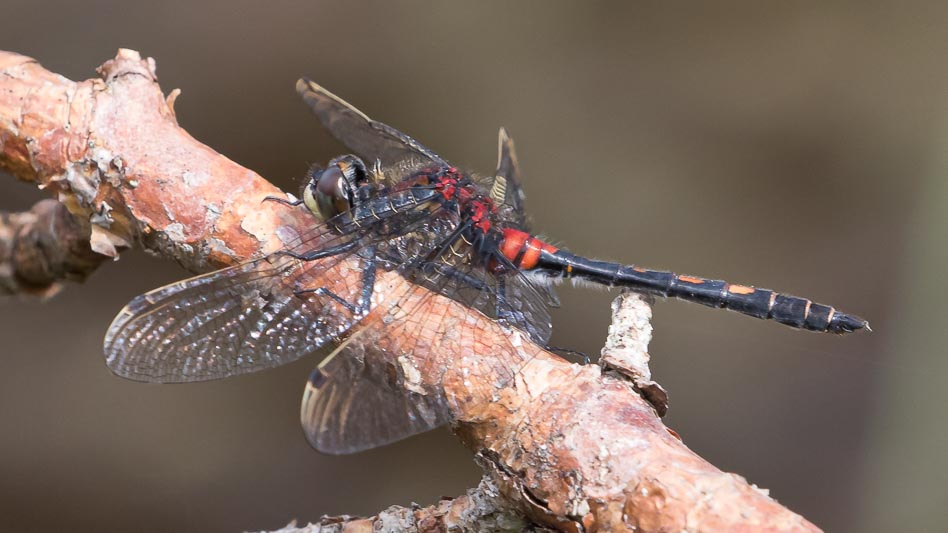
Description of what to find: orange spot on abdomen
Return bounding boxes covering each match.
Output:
[677,275,705,284]
[727,284,755,295]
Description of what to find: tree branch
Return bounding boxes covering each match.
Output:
[0,49,820,532]
[0,199,110,296]
[268,477,526,533]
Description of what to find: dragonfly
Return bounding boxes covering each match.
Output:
[103,79,869,454]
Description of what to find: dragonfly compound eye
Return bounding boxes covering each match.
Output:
[306,165,353,221]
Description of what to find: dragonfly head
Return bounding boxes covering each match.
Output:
[302,155,370,222]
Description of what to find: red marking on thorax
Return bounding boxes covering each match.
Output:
[469,200,494,233]
[500,228,558,270]
[426,167,501,235]
[436,177,458,200]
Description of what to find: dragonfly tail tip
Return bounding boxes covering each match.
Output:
[829,312,870,334]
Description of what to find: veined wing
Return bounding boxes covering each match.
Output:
[407,254,554,346]
[300,326,452,454]
[104,231,366,383]
[491,128,559,308]
[103,193,449,383]
[297,79,448,173]
[298,218,556,453]
[492,127,529,230]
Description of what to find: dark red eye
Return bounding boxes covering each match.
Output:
[304,165,352,221]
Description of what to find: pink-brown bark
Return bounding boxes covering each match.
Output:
[0,198,107,296]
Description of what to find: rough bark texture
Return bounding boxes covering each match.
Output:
[0,198,109,296]
[267,478,526,533]
[0,49,820,532]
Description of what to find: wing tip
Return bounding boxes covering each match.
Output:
[296,77,315,95]
[498,126,510,143]
[102,307,134,363]
[296,78,372,123]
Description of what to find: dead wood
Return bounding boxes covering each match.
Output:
[266,478,526,533]
[0,49,820,532]
[0,198,109,296]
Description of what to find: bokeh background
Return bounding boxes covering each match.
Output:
[2,2,947,531]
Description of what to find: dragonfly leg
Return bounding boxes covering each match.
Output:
[494,275,519,324]
[546,345,591,364]
[263,195,305,207]
[272,239,359,262]
[294,287,361,313]
[414,260,535,331]
[493,275,539,339]
[427,261,548,344]
[294,250,377,317]
[418,261,490,290]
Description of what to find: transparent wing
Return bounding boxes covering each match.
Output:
[491,128,560,308]
[492,127,529,230]
[300,328,452,454]
[104,232,367,383]
[404,229,554,345]
[103,195,448,383]
[298,223,556,454]
[496,264,556,343]
[365,259,548,427]
[297,79,448,171]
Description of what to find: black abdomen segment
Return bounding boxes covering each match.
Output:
[538,250,868,334]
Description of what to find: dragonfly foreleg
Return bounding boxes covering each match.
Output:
[546,345,591,364]
[273,239,359,262]
[294,249,377,317]
[263,195,305,207]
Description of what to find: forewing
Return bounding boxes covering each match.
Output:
[103,233,369,383]
[103,188,455,384]
[297,79,448,171]
[300,329,452,454]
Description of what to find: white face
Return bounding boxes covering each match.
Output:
[302,180,321,220]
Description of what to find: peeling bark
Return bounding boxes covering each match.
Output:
[266,478,527,533]
[0,49,821,532]
[0,49,299,275]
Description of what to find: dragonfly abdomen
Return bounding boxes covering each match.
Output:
[516,236,868,334]
[658,274,853,333]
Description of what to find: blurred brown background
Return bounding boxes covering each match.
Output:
[2,2,947,531]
